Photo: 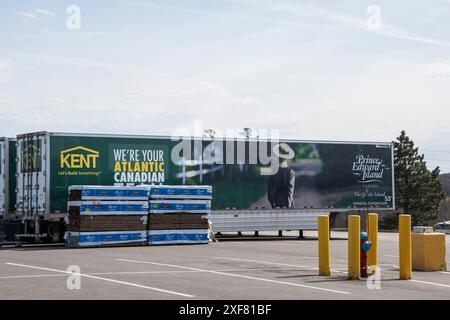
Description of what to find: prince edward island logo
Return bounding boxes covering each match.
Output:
[352,154,386,183]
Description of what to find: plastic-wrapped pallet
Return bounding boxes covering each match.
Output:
[65,231,147,248]
[65,185,150,248]
[147,185,212,246]
[149,199,211,214]
[68,201,149,216]
[69,185,150,201]
[147,229,210,245]
[149,185,212,200]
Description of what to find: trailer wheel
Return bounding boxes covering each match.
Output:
[67,237,77,248]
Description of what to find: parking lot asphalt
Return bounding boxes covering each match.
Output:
[0,231,449,300]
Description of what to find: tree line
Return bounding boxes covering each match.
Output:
[381,130,447,228]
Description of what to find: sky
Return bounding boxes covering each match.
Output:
[1,0,450,171]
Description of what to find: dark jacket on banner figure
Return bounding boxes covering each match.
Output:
[268,143,296,209]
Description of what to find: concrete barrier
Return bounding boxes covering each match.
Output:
[412,232,447,271]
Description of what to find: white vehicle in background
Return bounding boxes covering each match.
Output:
[433,221,450,234]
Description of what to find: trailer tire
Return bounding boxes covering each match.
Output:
[66,237,78,248]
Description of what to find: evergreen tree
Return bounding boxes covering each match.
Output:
[386,130,446,227]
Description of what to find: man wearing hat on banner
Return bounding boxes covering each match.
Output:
[268,143,296,209]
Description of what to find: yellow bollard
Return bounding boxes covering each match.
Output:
[367,213,378,270]
[318,215,331,276]
[348,215,360,279]
[399,214,412,280]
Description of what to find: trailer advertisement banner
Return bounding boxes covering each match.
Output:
[110,144,167,185]
[47,135,394,213]
[0,140,4,215]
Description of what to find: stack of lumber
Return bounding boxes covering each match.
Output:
[147,185,212,245]
[148,213,209,230]
[66,202,148,232]
[65,186,149,248]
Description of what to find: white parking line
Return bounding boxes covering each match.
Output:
[116,258,351,295]
[214,256,348,274]
[220,242,247,244]
[0,274,68,280]
[90,267,314,274]
[374,264,450,278]
[5,262,194,298]
[375,264,450,286]
[0,267,313,280]
[0,268,312,280]
[215,257,318,270]
[379,264,399,269]
[411,279,450,289]
[0,270,200,280]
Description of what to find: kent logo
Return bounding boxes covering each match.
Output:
[60,146,99,169]
[22,143,42,172]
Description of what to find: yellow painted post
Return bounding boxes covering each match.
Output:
[318,215,331,276]
[348,215,360,279]
[367,213,378,270]
[399,214,412,280]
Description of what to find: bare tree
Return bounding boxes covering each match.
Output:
[239,128,258,139]
[203,128,216,139]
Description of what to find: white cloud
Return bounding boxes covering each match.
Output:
[15,11,37,19]
[114,0,450,48]
[225,1,450,48]
[35,9,54,16]
[0,59,17,84]
[309,6,450,47]
[0,53,261,136]
[122,73,260,115]
[112,0,205,15]
[372,28,450,48]
[35,55,121,71]
[422,61,450,77]
[78,31,112,39]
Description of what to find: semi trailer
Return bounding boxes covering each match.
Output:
[1,137,16,219]
[3,131,394,241]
